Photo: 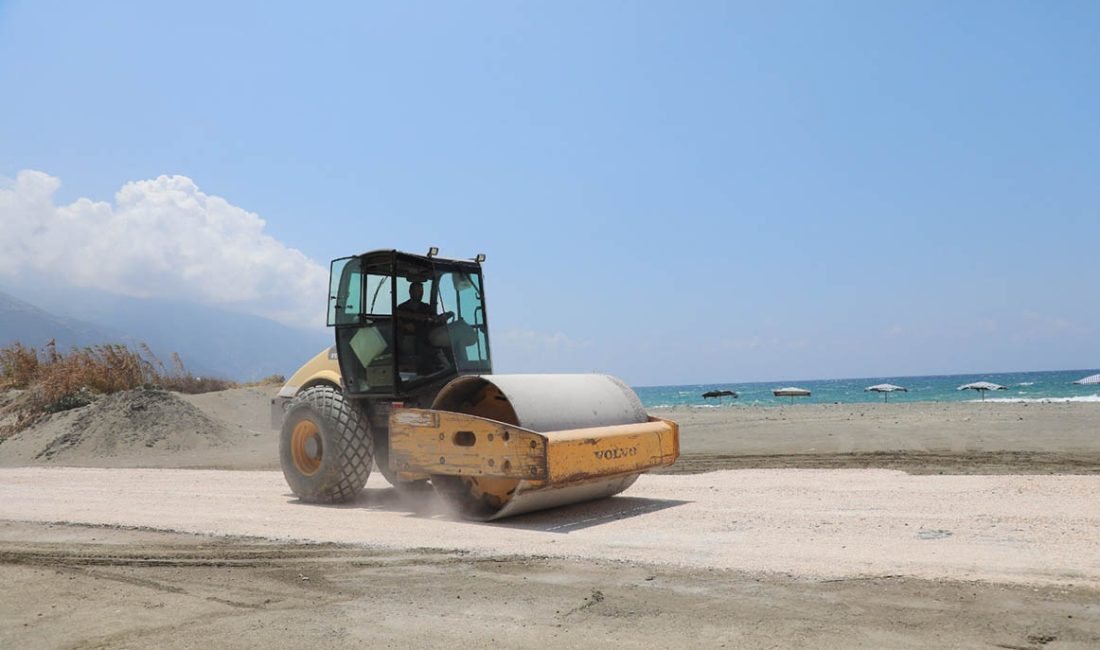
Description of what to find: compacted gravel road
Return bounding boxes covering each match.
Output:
[1,466,1097,586]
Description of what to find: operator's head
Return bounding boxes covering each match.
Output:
[409,282,424,302]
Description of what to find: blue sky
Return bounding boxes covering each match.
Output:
[1,1,1098,385]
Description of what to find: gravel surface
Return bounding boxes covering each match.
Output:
[2,467,1097,586]
[6,521,1098,650]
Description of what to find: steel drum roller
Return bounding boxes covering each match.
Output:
[390,374,679,520]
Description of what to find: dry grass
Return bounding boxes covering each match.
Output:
[0,340,239,436]
[0,342,40,388]
[152,351,239,394]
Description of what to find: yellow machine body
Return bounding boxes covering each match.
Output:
[389,374,679,520]
[271,346,341,428]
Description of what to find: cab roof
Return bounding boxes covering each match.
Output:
[353,249,483,271]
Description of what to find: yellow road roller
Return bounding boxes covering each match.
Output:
[276,249,678,520]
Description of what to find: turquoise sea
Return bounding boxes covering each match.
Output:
[633,369,1100,408]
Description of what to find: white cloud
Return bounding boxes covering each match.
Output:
[0,170,327,328]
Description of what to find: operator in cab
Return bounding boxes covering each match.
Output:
[396,281,452,375]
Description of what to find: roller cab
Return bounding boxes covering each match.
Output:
[389,374,679,520]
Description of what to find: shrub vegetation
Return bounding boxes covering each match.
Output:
[0,340,268,436]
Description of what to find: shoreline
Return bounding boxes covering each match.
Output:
[647,395,1100,408]
[634,368,1100,409]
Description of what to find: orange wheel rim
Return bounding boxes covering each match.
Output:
[291,420,322,476]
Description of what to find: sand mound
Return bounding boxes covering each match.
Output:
[2,388,230,464]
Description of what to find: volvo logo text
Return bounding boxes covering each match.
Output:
[593,447,638,461]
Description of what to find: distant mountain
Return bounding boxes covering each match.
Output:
[0,286,330,381]
[0,289,127,349]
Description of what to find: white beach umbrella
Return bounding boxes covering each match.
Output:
[1073,373,1100,385]
[864,383,908,402]
[957,381,1007,400]
[773,387,811,403]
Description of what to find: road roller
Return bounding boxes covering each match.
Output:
[277,248,678,520]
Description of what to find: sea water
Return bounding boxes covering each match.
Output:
[632,369,1100,408]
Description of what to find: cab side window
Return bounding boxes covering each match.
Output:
[364,273,393,315]
[328,257,362,326]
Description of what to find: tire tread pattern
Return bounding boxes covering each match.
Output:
[280,386,373,503]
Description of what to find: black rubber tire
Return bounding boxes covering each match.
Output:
[279,386,373,503]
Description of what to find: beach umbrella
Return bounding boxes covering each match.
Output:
[1073,373,1100,385]
[773,387,811,404]
[702,389,739,404]
[864,383,908,402]
[957,381,1006,400]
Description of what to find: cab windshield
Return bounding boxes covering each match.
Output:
[432,266,490,374]
[329,253,490,395]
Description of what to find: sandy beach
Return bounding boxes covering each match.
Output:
[4,388,1098,475]
[1,387,1098,648]
[658,401,1100,474]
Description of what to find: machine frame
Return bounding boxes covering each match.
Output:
[275,248,678,518]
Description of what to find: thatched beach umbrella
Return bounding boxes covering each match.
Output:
[957,381,1006,400]
[702,389,739,403]
[865,383,908,402]
[773,387,811,404]
[1073,373,1100,385]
